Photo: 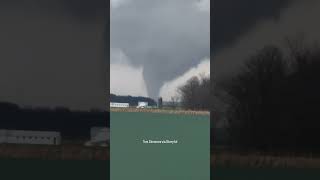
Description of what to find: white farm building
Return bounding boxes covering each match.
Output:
[84,127,109,147]
[137,101,148,108]
[110,102,129,108]
[0,129,61,145]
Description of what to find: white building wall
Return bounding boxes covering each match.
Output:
[138,102,148,106]
[0,130,61,145]
[137,101,148,108]
[110,102,129,108]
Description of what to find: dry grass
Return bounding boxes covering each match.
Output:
[110,107,210,116]
[0,144,109,160]
[212,150,320,168]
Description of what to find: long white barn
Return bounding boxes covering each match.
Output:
[110,102,129,108]
[0,129,61,145]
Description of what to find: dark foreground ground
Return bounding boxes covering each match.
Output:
[0,160,109,180]
[212,168,320,179]
[211,149,320,179]
[0,144,108,160]
[1,160,320,180]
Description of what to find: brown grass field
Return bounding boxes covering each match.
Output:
[110,107,210,116]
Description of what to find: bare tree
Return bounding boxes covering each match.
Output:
[169,96,180,109]
[178,75,210,110]
[219,42,320,152]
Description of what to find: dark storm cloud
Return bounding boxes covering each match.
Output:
[212,0,292,53]
[213,0,320,127]
[111,0,210,98]
[0,0,106,20]
[213,0,320,81]
[0,0,107,110]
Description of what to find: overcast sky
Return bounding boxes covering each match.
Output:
[212,0,320,126]
[110,0,210,100]
[213,0,320,81]
[0,0,107,110]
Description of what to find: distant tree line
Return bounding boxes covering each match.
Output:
[110,94,157,106]
[218,40,320,152]
[0,102,108,140]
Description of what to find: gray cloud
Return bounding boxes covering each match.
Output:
[213,0,320,81]
[212,0,292,53]
[212,0,320,125]
[0,0,107,110]
[111,0,210,98]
